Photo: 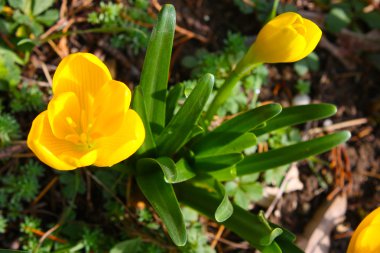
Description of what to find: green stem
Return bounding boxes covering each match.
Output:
[267,0,280,23]
[205,60,260,122]
[250,77,263,108]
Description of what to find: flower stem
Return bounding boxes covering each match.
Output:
[205,60,261,123]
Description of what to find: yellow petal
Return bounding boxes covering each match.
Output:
[352,226,380,252]
[296,18,322,61]
[90,80,132,138]
[52,53,112,109]
[47,92,81,140]
[94,109,145,167]
[244,12,321,64]
[268,12,302,28]
[250,24,307,63]
[27,111,97,170]
[348,207,380,253]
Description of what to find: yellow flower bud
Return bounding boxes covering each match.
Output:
[347,207,380,253]
[27,53,145,170]
[246,12,322,63]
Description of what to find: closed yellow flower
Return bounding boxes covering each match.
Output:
[246,12,322,63]
[27,53,145,170]
[347,207,380,253]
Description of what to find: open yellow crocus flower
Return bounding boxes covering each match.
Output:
[347,207,380,253]
[27,53,145,170]
[245,12,322,64]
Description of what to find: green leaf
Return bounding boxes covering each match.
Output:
[16,38,35,46]
[226,174,263,209]
[32,0,55,16]
[326,7,351,33]
[136,158,187,246]
[185,125,205,142]
[294,52,319,76]
[157,74,214,156]
[176,183,285,252]
[166,83,184,125]
[28,20,44,36]
[139,4,176,136]
[253,104,337,136]
[110,238,142,253]
[236,131,351,176]
[132,86,156,155]
[359,10,380,29]
[155,157,196,183]
[35,9,59,26]
[214,184,233,222]
[193,177,234,222]
[208,166,237,181]
[275,237,303,253]
[8,0,31,14]
[264,165,289,186]
[210,132,257,156]
[0,46,22,87]
[193,103,282,155]
[195,153,243,172]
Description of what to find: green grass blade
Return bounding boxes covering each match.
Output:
[157,74,214,156]
[253,103,337,136]
[139,4,176,136]
[237,131,351,176]
[136,158,187,246]
[193,103,282,155]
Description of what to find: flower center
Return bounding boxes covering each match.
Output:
[64,110,95,149]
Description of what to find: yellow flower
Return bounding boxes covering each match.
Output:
[27,53,145,170]
[246,12,322,64]
[347,207,380,253]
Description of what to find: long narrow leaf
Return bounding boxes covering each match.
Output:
[136,159,187,246]
[194,153,243,172]
[236,131,351,176]
[132,86,156,155]
[166,83,184,125]
[213,180,233,222]
[193,103,282,155]
[157,74,214,156]
[139,4,176,136]
[253,103,337,136]
[176,183,286,252]
[198,132,257,157]
[156,157,196,183]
